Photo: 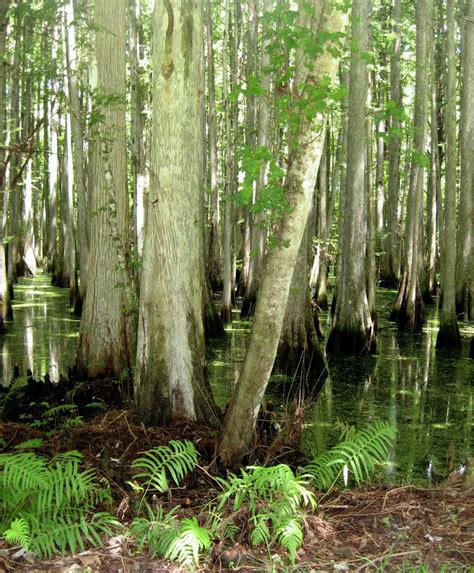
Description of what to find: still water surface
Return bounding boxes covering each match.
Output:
[2,273,473,484]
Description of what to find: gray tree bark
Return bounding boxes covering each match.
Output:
[326,0,375,356]
[135,0,220,427]
[75,0,135,378]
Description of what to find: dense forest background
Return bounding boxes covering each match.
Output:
[0,0,472,465]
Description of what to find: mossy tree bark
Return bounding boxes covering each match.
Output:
[75,0,135,379]
[135,0,220,427]
[455,0,473,320]
[219,0,347,466]
[436,0,461,350]
[326,0,375,357]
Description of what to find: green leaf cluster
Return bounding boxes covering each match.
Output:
[305,420,395,489]
[0,450,119,558]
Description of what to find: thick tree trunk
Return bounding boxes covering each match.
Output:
[436,0,461,350]
[219,1,347,466]
[75,0,135,378]
[455,0,473,320]
[135,0,220,427]
[326,0,375,356]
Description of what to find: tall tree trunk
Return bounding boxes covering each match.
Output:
[436,0,461,349]
[219,1,347,466]
[135,0,220,427]
[381,0,402,287]
[221,0,234,323]
[65,0,88,314]
[455,0,473,320]
[241,0,272,319]
[128,0,148,262]
[75,0,135,378]
[206,0,222,292]
[0,0,10,332]
[326,0,374,356]
[391,0,430,333]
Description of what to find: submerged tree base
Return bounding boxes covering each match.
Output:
[326,325,375,356]
[273,342,326,393]
[436,320,462,350]
[240,291,257,319]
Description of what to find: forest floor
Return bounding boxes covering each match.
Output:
[1,407,473,572]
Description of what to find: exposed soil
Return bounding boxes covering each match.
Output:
[1,408,473,572]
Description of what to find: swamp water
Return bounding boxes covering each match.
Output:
[2,272,473,484]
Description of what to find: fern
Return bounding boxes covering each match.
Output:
[13,438,43,450]
[3,518,31,549]
[165,518,212,570]
[0,450,119,558]
[304,421,395,489]
[129,505,211,570]
[216,464,315,562]
[131,440,198,493]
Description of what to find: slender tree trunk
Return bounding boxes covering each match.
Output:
[241,0,272,319]
[326,0,375,356]
[0,0,10,332]
[206,0,222,292]
[65,0,88,313]
[221,0,234,323]
[128,0,148,263]
[135,0,220,427]
[455,0,473,320]
[436,0,461,349]
[391,0,430,333]
[219,1,347,466]
[381,0,402,287]
[75,0,135,378]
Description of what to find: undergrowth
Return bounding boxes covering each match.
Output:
[0,421,395,568]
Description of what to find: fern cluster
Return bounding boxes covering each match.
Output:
[304,420,395,489]
[0,449,120,557]
[214,464,316,563]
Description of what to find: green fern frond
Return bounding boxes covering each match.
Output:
[3,518,31,549]
[0,452,49,492]
[13,438,43,450]
[305,421,395,489]
[129,504,180,558]
[250,513,271,547]
[43,403,78,418]
[165,518,212,571]
[131,440,198,493]
[275,515,303,564]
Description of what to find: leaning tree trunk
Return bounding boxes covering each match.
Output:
[390,0,430,333]
[455,0,473,320]
[219,0,347,466]
[326,0,374,356]
[74,0,135,378]
[135,0,220,427]
[436,0,461,350]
